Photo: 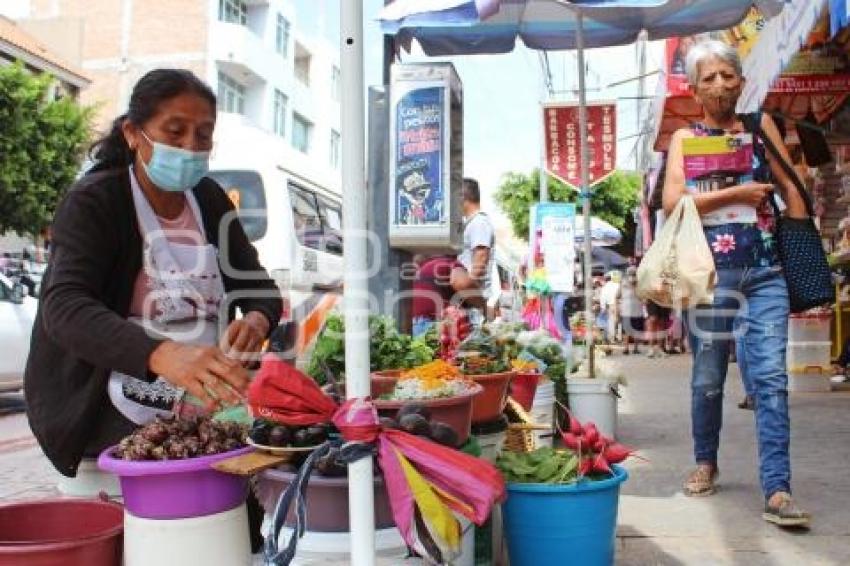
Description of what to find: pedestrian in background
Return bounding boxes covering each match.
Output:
[618,266,643,355]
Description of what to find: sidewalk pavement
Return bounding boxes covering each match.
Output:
[2,355,849,565]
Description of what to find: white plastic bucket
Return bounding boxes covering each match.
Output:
[125,503,251,566]
[530,379,555,448]
[475,430,506,463]
[266,518,473,565]
[566,377,618,439]
[57,458,122,499]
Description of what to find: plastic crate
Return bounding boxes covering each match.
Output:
[788,314,831,343]
[789,368,831,393]
[786,341,832,373]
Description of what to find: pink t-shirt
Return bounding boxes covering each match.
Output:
[129,202,205,318]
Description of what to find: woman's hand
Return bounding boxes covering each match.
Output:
[220,311,270,365]
[148,341,250,410]
[731,182,774,208]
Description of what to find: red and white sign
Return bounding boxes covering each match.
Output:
[543,102,617,190]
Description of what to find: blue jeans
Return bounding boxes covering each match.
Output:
[685,267,791,499]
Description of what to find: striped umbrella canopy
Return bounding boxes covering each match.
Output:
[380,0,788,55]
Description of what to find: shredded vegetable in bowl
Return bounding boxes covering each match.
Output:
[391,360,475,400]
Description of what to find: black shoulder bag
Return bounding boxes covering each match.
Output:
[742,113,834,313]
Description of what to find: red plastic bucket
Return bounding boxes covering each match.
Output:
[510,373,541,412]
[0,498,123,566]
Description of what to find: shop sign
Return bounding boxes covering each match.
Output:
[543,102,616,191]
[528,203,576,293]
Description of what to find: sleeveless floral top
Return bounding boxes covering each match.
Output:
[691,122,778,269]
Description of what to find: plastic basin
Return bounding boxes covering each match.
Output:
[98,446,252,519]
[256,466,395,532]
[372,383,483,445]
[502,465,629,566]
[370,370,403,398]
[509,372,541,412]
[0,498,123,566]
[469,371,514,424]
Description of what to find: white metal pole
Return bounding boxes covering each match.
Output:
[576,9,595,378]
[340,2,376,564]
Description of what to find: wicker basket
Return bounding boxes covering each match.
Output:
[504,397,549,454]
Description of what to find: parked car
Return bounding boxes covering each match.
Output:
[0,273,37,392]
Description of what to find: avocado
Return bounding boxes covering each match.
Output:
[268,425,291,447]
[429,421,460,448]
[396,402,432,422]
[293,428,312,447]
[399,413,431,437]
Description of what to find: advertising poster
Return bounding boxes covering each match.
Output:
[394,86,446,226]
[528,203,576,293]
[543,102,617,191]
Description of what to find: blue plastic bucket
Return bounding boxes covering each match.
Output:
[502,465,628,566]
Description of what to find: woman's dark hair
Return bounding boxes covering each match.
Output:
[88,68,216,172]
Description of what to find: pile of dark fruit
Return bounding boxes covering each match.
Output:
[115,415,248,461]
[381,402,460,448]
[249,420,331,449]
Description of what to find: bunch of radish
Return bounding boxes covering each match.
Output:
[439,306,471,362]
[558,410,643,477]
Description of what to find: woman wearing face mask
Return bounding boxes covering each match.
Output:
[663,41,810,526]
[24,69,282,483]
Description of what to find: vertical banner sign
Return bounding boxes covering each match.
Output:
[394,87,446,226]
[528,203,576,293]
[543,101,617,190]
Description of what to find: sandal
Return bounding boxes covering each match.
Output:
[683,465,719,497]
[763,492,811,528]
[737,395,755,411]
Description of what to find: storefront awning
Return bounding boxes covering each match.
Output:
[652,0,848,151]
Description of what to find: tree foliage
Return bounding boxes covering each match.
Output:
[0,62,92,236]
[494,168,641,255]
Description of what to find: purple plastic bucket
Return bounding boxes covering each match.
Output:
[98,446,251,520]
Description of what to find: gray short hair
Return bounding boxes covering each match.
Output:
[685,40,742,87]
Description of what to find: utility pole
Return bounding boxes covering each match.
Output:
[635,31,647,172]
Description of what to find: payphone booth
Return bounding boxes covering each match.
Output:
[388,63,463,253]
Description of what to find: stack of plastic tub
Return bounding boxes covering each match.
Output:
[98,446,253,566]
[787,313,832,392]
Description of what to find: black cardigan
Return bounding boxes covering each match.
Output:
[24,169,282,476]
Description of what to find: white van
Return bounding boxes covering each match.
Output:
[208,119,343,358]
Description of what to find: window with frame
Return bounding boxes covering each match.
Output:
[206,170,268,242]
[217,72,245,115]
[219,0,247,25]
[275,14,290,56]
[289,184,323,251]
[331,65,341,101]
[329,129,341,169]
[273,89,288,137]
[292,113,312,153]
[294,42,311,85]
[317,198,343,255]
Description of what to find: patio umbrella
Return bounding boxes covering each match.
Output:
[573,214,622,247]
[379,0,788,380]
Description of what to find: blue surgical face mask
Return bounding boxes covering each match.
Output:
[139,130,210,192]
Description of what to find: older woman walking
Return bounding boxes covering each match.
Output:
[663,40,810,526]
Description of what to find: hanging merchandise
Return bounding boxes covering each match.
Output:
[389,63,464,252]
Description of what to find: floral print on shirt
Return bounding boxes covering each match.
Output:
[692,121,779,269]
